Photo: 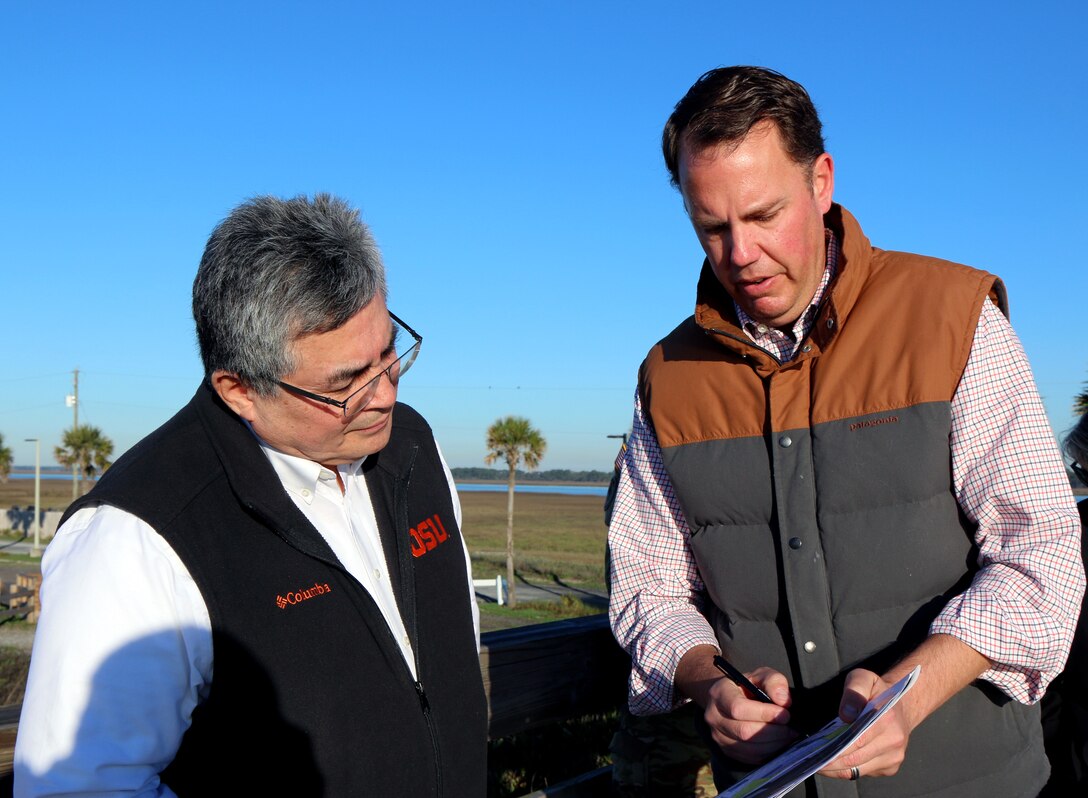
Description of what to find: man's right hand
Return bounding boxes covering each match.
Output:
[675,645,798,764]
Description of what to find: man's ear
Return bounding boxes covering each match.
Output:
[811,152,835,214]
[211,370,259,422]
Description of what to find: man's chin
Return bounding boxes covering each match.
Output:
[743,299,796,329]
[344,420,393,458]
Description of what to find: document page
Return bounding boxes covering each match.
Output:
[717,665,921,798]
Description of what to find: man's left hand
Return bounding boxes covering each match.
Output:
[818,634,990,781]
[818,669,910,780]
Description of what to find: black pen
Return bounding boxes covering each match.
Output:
[714,654,774,703]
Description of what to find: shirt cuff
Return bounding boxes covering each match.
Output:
[627,613,719,715]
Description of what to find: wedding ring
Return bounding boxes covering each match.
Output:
[849,766,860,781]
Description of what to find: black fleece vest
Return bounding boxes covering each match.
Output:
[62,384,487,797]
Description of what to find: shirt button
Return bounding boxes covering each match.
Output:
[789,537,803,550]
[756,323,769,334]
[826,318,836,330]
[779,435,792,448]
[300,489,311,498]
[801,344,812,353]
[374,569,381,581]
[804,641,816,653]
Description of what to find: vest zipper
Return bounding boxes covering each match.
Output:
[415,680,443,795]
[415,680,431,711]
[395,448,444,796]
[704,326,785,366]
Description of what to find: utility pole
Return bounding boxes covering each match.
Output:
[24,438,41,557]
[68,368,79,499]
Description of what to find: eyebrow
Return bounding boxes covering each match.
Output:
[741,198,784,220]
[692,198,785,230]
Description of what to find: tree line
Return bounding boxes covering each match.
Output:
[451,466,612,484]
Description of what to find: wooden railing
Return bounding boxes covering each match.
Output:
[482,613,630,797]
[0,576,39,625]
[0,613,631,798]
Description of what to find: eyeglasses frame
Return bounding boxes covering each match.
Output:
[276,311,422,417]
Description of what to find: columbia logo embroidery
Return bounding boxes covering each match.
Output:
[410,514,449,558]
[849,414,899,432]
[276,581,333,609]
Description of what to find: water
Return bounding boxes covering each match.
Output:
[9,473,606,495]
[9,473,85,481]
[456,483,607,497]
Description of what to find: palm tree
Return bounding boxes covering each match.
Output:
[484,416,546,608]
[1075,384,1088,416]
[0,434,12,483]
[54,425,114,495]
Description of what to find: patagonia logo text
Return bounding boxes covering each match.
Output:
[276,582,333,609]
[849,415,899,432]
[410,514,449,558]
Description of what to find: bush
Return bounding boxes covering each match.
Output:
[488,710,617,797]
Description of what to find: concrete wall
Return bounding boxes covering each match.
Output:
[0,508,62,540]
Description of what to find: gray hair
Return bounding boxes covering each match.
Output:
[1065,414,1088,475]
[192,193,387,395]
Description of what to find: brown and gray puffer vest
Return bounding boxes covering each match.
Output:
[639,204,1045,797]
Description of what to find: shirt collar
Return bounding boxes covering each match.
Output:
[260,444,331,502]
[241,420,368,501]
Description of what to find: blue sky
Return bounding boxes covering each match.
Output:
[2,1,1085,471]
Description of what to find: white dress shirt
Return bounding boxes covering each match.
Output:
[14,437,477,798]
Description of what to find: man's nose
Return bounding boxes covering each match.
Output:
[371,367,398,406]
[729,226,760,267]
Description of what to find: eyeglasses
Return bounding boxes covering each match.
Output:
[277,312,422,417]
[1072,460,1088,486]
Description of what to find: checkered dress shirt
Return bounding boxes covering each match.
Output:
[607,233,1084,714]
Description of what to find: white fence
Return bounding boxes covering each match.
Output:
[473,574,507,605]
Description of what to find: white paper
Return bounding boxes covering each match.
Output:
[717,665,921,798]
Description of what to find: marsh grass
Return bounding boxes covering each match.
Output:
[460,490,609,588]
[479,594,603,627]
[0,646,29,706]
[0,478,76,515]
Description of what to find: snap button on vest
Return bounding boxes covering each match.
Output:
[779,435,792,447]
[804,641,816,653]
[788,537,802,550]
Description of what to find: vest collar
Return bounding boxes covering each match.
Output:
[191,382,340,562]
[692,203,875,366]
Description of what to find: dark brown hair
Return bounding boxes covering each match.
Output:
[662,66,825,187]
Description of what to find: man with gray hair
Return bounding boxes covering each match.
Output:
[608,66,1084,797]
[14,194,487,796]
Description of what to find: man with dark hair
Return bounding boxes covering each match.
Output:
[14,194,487,797]
[608,66,1084,797]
